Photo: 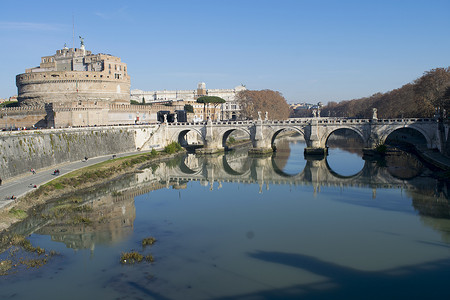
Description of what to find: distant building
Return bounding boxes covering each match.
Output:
[290,102,323,117]
[16,39,130,106]
[131,82,246,121]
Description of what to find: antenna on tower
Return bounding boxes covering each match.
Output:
[72,13,75,50]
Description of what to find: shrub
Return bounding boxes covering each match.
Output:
[142,237,156,247]
[120,251,143,264]
[164,142,182,154]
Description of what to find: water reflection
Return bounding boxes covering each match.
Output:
[5,137,449,251]
[2,136,450,300]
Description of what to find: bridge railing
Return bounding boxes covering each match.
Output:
[164,117,437,127]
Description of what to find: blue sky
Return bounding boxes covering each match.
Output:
[1,0,449,103]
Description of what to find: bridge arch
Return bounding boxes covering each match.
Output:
[170,128,205,148]
[321,126,366,147]
[219,127,252,149]
[270,126,306,148]
[380,124,430,147]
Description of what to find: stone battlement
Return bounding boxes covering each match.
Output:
[0,106,45,112]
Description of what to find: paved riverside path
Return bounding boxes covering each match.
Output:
[0,150,153,210]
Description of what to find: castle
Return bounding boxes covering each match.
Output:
[1,39,181,129]
[1,40,245,129]
[16,38,130,106]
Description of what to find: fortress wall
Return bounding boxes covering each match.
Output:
[16,71,130,106]
[0,106,47,128]
[0,126,157,180]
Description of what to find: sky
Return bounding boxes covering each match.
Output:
[1,0,449,104]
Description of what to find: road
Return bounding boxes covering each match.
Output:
[0,150,152,210]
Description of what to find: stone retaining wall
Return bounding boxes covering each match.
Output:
[0,126,159,180]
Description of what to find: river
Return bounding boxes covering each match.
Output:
[1,135,450,299]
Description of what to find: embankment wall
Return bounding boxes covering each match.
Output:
[0,125,160,180]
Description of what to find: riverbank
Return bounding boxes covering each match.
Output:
[0,148,185,233]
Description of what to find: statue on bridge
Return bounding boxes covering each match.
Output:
[265,111,268,120]
[372,108,378,120]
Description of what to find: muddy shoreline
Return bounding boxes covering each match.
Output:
[0,150,185,234]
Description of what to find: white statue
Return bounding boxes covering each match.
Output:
[312,109,317,118]
[372,108,378,119]
[163,114,167,123]
[265,111,268,120]
[257,111,262,120]
[174,113,178,123]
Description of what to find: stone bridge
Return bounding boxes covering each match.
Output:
[151,151,435,195]
[144,116,443,154]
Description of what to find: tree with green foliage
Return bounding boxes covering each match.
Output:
[184,104,194,113]
[0,101,20,108]
[196,96,226,120]
[130,100,139,105]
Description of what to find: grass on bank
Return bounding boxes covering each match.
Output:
[8,208,27,220]
[28,143,183,199]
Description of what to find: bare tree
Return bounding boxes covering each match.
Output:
[236,89,290,120]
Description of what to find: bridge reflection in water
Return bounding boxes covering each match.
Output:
[5,140,448,252]
[161,147,435,197]
[3,137,450,300]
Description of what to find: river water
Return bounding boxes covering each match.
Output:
[1,136,450,299]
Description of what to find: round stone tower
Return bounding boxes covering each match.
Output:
[16,39,130,106]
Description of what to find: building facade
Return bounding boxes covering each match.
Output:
[131,82,246,121]
[16,40,130,106]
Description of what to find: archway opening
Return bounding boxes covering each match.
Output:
[385,128,427,149]
[326,128,365,176]
[222,129,251,151]
[177,130,204,152]
[271,129,306,176]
